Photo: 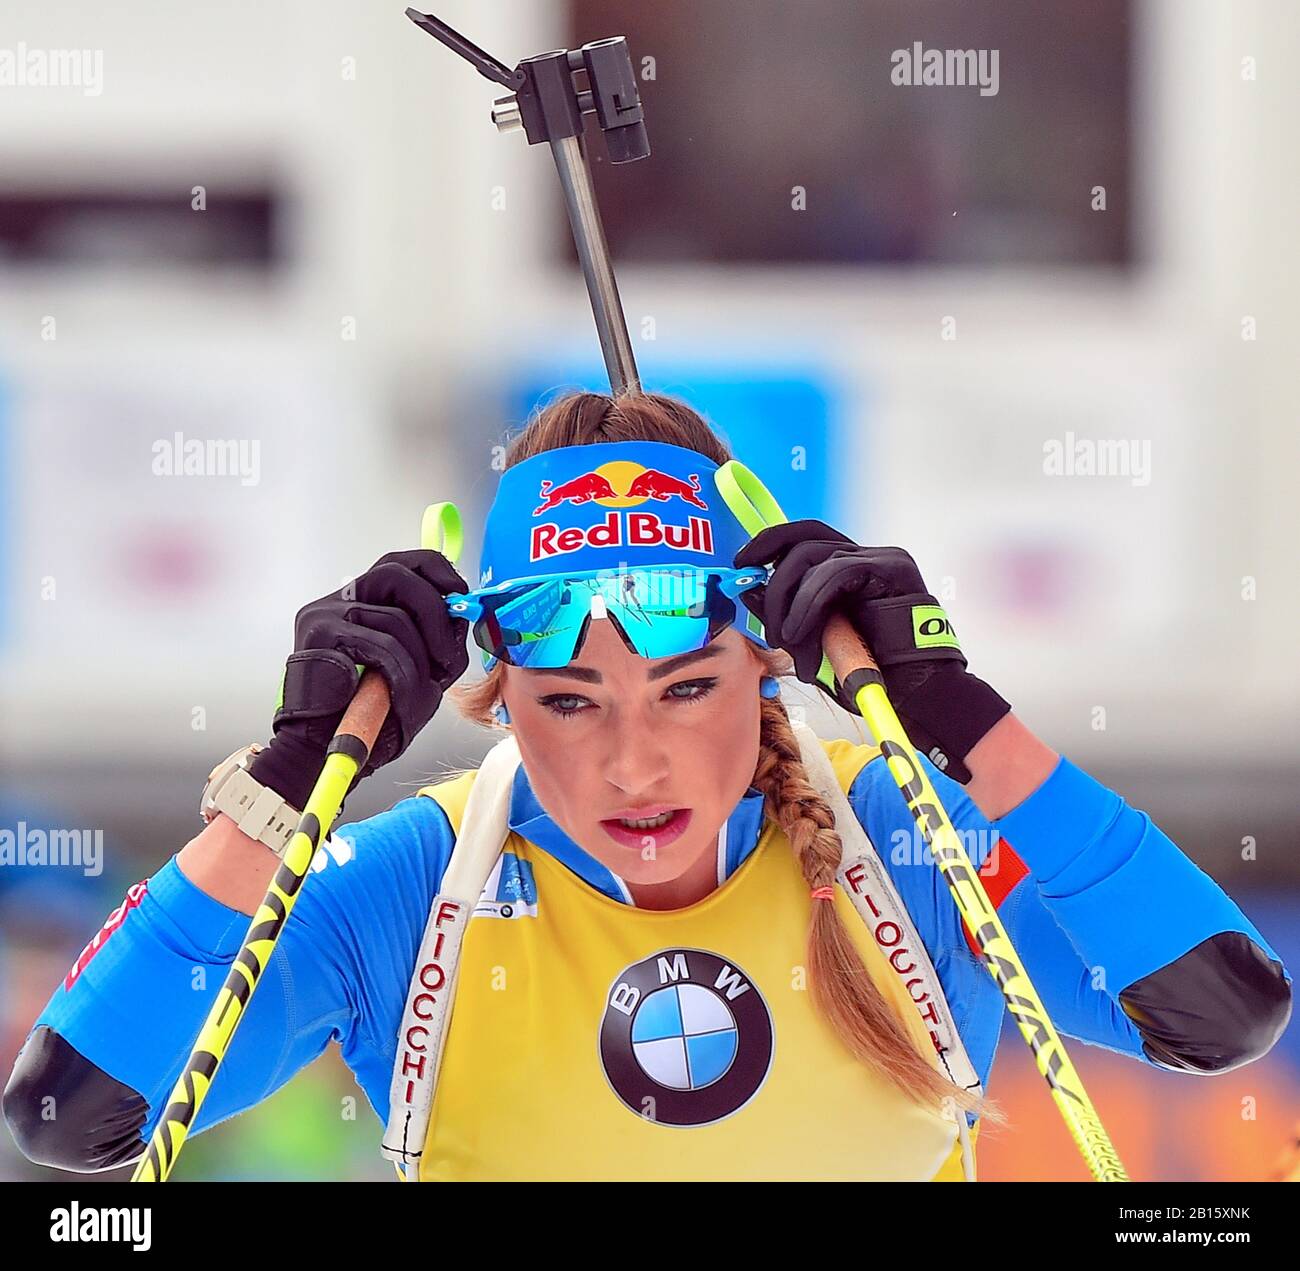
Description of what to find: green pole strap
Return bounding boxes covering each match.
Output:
[713,460,839,698]
[422,501,464,565]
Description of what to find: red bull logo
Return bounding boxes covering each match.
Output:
[531,511,714,562]
[530,459,714,562]
[533,459,709,516]
[532,471,619,515]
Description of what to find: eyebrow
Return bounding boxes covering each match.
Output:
[526,643,725,685]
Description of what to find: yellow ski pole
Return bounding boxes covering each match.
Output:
[133,503,464,1182]
[715,461,1128,1183]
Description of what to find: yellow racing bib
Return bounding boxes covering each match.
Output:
[413,738,973,1181]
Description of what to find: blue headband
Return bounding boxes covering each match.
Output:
[478,440,756,586]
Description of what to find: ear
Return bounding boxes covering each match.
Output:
[746,638,792,681]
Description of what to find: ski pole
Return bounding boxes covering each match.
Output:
[714,461,1129,1183]
[132,503,464,1182]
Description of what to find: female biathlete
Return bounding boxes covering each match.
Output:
[3,392,1292,1181]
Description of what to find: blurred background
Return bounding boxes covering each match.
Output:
[0,0,1296,1181]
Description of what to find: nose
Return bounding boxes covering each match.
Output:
[602,698,672,799]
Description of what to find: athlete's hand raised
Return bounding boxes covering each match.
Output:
[247,549,471,809]
[734,519,1010,783]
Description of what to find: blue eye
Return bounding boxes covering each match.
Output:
[666,677,717,704]
[541,693,589,719]
[539,677,717,721]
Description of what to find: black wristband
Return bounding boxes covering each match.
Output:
[857,593,968,668]
[893,665,1012,783]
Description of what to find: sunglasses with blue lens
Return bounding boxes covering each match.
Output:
[445,565,767,669]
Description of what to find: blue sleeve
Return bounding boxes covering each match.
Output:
[990,756,1287,991]
[849,749,1288,1067]
[31,793,454,1143]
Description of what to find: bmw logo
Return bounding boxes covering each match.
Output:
[599,948,774,1126]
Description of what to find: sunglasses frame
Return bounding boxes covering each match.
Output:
[446,565,767,669]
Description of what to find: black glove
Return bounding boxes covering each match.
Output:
[734,520,1010,783]
[248,549,471,811]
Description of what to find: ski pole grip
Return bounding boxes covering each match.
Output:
[822,613,880,681]
[337,668,392,755]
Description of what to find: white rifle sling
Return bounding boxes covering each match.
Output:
[381,735,521,1168]
[792,723,982,1181]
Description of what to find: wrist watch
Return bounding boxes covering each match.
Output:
[200,743,302,858]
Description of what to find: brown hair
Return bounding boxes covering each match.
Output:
[452,390,994,1125]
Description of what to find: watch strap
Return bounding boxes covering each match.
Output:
[214,768,300,856]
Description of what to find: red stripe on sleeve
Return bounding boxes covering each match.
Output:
[962,838,1029,959]
[63,880,149,990]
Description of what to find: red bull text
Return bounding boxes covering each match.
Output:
[530,465,716,562]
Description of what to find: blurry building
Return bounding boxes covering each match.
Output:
[0,0,1295,1181]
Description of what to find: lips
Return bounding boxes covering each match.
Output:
[600,808,693,850]
[606,804,678,822]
